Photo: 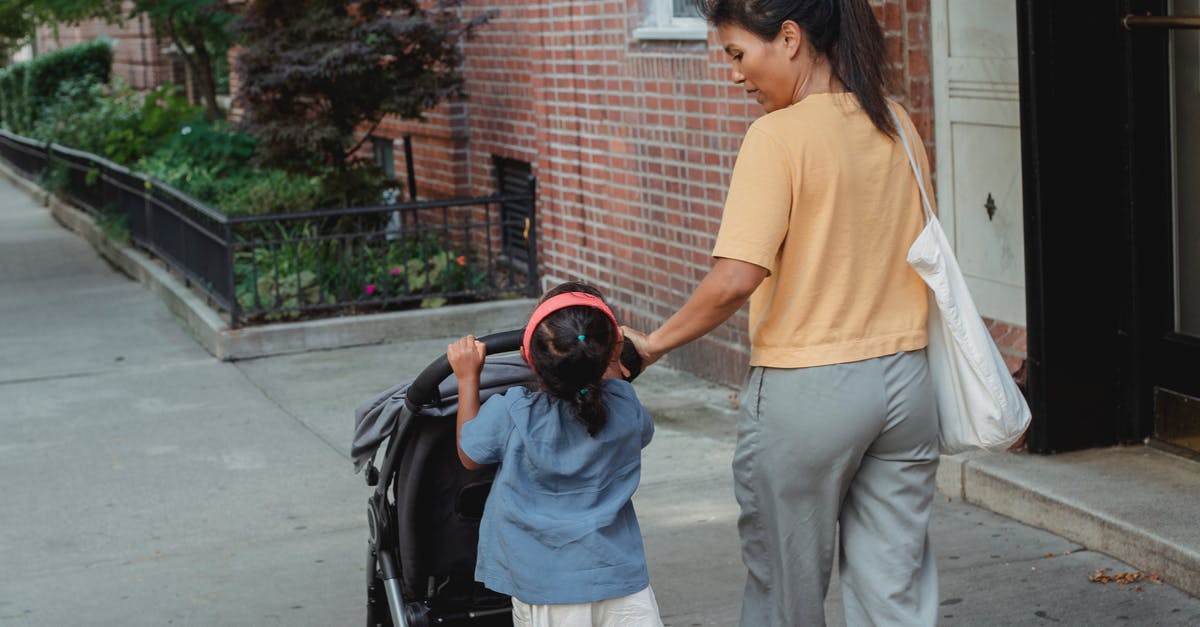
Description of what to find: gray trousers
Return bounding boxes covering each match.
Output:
[734,350,940,627]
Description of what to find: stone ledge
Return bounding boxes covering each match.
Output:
[939,446,1200,597]
[4,159,536,361]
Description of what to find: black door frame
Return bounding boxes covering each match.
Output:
[1017,0,1193,453]
[1017,1,1141,453]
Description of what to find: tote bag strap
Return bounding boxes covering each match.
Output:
[887,104,935,224]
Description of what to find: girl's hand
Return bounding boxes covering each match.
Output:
[447,335,487,383]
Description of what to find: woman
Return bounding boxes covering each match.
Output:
[623,0,939,625]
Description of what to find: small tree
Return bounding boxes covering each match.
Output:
[0,3,36,64]
[233,0,491,181]
[135,0,234,121]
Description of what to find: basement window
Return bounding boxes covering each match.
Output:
[633,0,707,41]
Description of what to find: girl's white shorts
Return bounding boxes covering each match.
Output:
[510,585,664,627]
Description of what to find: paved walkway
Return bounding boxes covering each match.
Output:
[3,173,1200,625]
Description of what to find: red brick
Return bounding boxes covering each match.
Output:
[56,0,944,387]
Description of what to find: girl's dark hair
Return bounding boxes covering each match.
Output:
[695,0,895,137]
[527,282,617,436]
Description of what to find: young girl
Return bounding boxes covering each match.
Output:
[446,281,663,627]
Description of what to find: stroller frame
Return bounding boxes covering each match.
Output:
[363,330,527,627]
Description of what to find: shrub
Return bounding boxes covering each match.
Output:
[25,39,113,123]
[30,78,202,166]
[233,229,489,320]
[0,38,113,133]
[0,63,29,131]
[217,169,324,216]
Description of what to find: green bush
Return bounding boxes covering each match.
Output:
[32,79,203,166]
[0,39,113,133]
[38,160,69,196]
[217,169,324,216]
[234,230,489,320]
[137,122,324,217]
[26,39,113,126]
[97,209,130,244]
[0,63,28,131]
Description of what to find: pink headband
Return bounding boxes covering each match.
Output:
[522,292,620,364]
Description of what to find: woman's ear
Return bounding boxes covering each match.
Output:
[779,19,805,58]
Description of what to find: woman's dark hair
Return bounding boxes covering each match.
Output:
[695,0,895,137]
[527,282,617,436]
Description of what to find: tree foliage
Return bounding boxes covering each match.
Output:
[0,4,37,63]
[233,0,492,175]
[130,0,234,120]
[0,0,232,120]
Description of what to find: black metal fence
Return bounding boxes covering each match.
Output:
[0,129,538,327]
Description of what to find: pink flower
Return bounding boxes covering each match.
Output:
[456,255,467,266]
[365,284,377,295]
[391,267,402,275]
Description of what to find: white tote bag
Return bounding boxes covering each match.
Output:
[889,107,1032,454]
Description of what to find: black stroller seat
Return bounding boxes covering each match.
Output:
[354,330,531,627]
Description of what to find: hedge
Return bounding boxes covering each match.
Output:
[0,38,113,133]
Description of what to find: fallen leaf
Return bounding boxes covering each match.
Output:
[1089,568,1148,585]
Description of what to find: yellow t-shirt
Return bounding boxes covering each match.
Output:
[712,94,931,368]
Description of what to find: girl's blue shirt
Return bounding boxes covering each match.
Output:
[459,378,655,604]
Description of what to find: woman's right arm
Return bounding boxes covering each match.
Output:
[624,257,767,367]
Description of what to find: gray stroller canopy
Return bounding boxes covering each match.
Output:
[351,353,534,472]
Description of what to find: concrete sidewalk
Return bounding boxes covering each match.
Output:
[3,170,1200,626]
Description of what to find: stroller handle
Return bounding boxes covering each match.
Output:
[405,329,525,411]
[404,327,646,412]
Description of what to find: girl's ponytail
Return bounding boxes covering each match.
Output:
[572,381,606,436]
[526,282,617,437]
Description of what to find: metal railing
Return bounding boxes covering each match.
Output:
[0,129,538,327]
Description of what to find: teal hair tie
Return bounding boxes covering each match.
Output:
[577,334,586,341]
[579,388,587,395]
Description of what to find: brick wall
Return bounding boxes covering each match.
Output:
[37,2,1026,387]
[443,0,937,386]
[35,3,170,92]
[358,1,942,386]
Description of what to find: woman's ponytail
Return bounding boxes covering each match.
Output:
[833,0,893,137]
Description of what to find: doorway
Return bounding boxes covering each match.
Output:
[1126,1,1200,456]
[1016,1,1200,453]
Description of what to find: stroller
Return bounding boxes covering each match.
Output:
[352,329,643,627]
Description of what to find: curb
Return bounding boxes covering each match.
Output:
[937,449,1200,597]
[4,160,536,361]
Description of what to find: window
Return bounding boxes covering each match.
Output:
[493,156,534,268]
[372,136,395,180]
[633,0,707,41]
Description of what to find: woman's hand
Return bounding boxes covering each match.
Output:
[447,335,487,384]
[621,326,663,369]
